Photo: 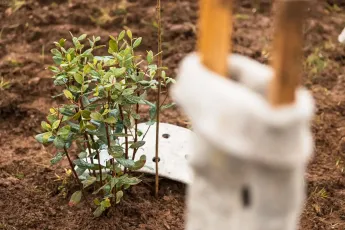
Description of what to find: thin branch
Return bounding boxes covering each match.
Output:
[63,147,91,208]
[119,105,129,174]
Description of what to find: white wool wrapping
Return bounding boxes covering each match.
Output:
[171,53,315,230]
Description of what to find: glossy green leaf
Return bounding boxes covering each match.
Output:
[116,158,135,168]
[51,152,65,165]
[41,121,51,131]
[74,73,84,85]
[147,51,153,64]
[129,141,145,149]
[63,90,74,100]
[133,37,142,48]
[35,132,53,144]
[78,34,87,41]
[116,191,123,204]
[93,205,105,217]
[57,125,71,136]
[82,176,96,188]
[69,190,82,207]
[101,198,111,208]
[73,159,95,169]
[52,120,60,130]
[112,67,126,77]
[104,116,116,124]
[53,136,65,149]
[81,110,91,119]
[109,39,118,52]
[130,155,146,170]
[118,30,125,41]
[90,112,103,121]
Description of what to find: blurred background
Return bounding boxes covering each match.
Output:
[0,0,344,229]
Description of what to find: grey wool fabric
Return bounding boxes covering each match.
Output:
[171,53,315,230]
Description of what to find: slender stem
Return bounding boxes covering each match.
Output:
[84,134,96,177]
[63,147,90,208]
[140,93,169,147]
[106,92,116,177]
[119,105,129,173]
[79,98,96,177]
[89,135,103,186]
[132,92,140,160]
[155,0,162,198]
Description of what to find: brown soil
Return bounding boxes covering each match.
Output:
[0,0,344,229]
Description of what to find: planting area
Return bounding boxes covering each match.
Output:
[0,0,345,229]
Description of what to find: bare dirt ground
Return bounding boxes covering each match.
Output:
[0,0,344,229]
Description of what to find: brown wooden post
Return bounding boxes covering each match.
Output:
[198,0,232,76]
[269,0,308,106]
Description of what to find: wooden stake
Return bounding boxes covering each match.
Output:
[155,0,162,198]
[269,0,308,106]
[199,0,232,76]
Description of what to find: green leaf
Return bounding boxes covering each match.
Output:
[112,67,126,77]
[81,110,91,119]
[78,34,87,41]
[48,66,60,74]
[57,125,71,136]
[118,30,125,41]
[69,191,82,207]
[59,108,76,117]
[82,176,97,188]
[109,39,118,52]
[71,111,81,121]
[133,37,142,48]
[47,114,58,124]
[129,141,145,149]
[63,90,74,100]
[147,51,153,64]
[81,96,90,107]
[108,145,124,158]
[160,103,176,110]
[81,84,89,92]
[122,176,142,185]
[51,152,65,165]
[83,64,91,74]
[41,121,51,131]
[130,155,146,170]
[53,136,65,149]
[126,30,132,39]
[86,124,97,131]
[93,198,101,206]
[52,120,61,130]
[116,158,135,168]
[73,159,95,169]
[149,106,157,121]
[74,73,84,85]
[35,132,53,144]
[123,95,141,104]
[104,116,116,124]
[59,38,66,47]
[78,151,87,158]
[92,182,109,195]
[93,205,105,217]
[90,112,103,121]
[116,191,123,204]
[101,198,111,208]
[67,121,80,132]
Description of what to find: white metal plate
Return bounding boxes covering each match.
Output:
[83,123,194,184]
